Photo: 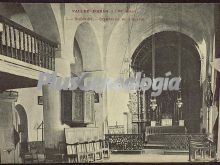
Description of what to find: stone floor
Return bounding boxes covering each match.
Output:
[101,152,189,163]
[102,154,189,163]
[26,149,218,163]
[99,149,218,163]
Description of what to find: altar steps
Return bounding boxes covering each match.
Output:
[144,142,166,149]
[144,136,189,155]
[144,143,189,155]
[164,150,188,155]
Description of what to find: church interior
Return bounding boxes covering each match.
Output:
[0,3,219,163]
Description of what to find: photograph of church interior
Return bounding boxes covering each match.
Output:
[0,2,220,163]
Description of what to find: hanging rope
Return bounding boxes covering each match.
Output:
[151,3,156,79]
[150,4,158,113]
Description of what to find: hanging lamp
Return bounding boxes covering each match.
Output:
[176,4,183,109]
[150,4,157,111]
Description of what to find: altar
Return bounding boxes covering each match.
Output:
[129,90,187,134]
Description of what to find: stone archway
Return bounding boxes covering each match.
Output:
[15,104,28,143]
[0,3,61,44]
[71,38,83,76]
[74,22,102,72]
[22,3,61,44]
[131,31,202,133]
[105,3,214,127]
[15,103,28,159]
[71,22,105,135]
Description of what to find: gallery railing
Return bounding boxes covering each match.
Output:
[0,15,57,71]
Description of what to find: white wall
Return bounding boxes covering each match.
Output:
[15,88,43,141]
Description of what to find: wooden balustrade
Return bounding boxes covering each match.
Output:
[0,15,57,71]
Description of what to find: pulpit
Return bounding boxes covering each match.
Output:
[61,89,95,126]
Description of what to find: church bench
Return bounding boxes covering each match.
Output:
[92,140,103,160]
[189,136,217,161]
[66,140,109,163]
[21,141,45,163]
[100,139,110,158]
[44,142,67,163]
[64,128,109,163]
[85,141,96,162]
[66,143,79,163]
[66,142,90,163]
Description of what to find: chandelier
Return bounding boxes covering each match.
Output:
[176,91,183,108]
[150,4,157,112]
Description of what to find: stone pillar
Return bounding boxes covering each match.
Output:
[43,85,64,148]
[43,53,71,148]
[0,91,19,163]
[123,112,132,134]
[123,112,128,134]
[209,107,213,134]
[103,88,108,135]
[142,91,146,131]
[127,112,132,133]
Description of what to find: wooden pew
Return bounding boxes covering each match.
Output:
[100,139,110,158]
[66,143,78,163]
[93,140,103,160]
[189,135,217,161]
[77,142,89,163]
[64,128,109,162]
[85,141,96,162]
[44,142,66,163]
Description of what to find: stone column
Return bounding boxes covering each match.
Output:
[209,107,213,134]
[142,91,146,131]
[43,51,71,148]
[127,112,132,133]
[43,85,64,149]
[123,112,132,134]
[123,112,128,134]
[0,91,19,163]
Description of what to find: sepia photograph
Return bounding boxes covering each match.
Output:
[0,2,219,164]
